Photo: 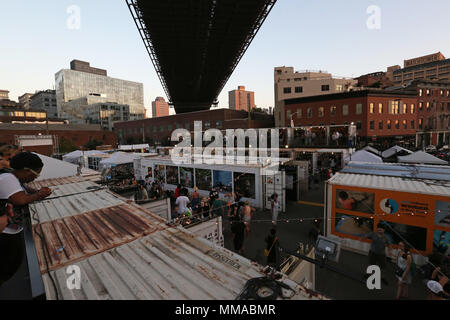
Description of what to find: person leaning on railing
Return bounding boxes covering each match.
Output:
[0,152,52,286]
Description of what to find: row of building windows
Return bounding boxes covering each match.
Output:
[369,119,415,131]
[283,84,338,94]
[0,111,47,118]
[419,88,450,97]
[418,101,450,111]
[122,121,224,135]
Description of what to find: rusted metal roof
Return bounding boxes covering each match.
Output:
[33,204,166,274]
[28,176,98,189]
[41,227,325,300]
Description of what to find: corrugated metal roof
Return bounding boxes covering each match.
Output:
[33,204,166,274]
[28,176,93,189]
[329,172,450,197]
[41,228,325,300]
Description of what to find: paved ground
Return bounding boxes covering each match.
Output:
[223,181,429,300]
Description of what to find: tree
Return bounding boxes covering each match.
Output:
[59,137,77,153]
[84,139,103,150]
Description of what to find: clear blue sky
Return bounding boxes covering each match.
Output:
[1,0,450,115]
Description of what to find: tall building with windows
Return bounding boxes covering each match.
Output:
[18,93,34,109]
[30,90,58,118]
[152,97,169,117]
[55,60,145,121]
[84,102,130,131]
[392,52,450,85]
[228,86,255,111]
[0,90,10,100]
[274,67,357,127]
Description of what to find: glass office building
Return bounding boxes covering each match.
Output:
[55,69,145,121]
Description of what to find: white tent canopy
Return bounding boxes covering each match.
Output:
[118,144,149,151]
[362,146,381,156]
[345,150,383,163]
[99,152,138,170]
[381,145,413,159]
[397,151,448,165]
[62,150,106,164]
[35,153,98,181]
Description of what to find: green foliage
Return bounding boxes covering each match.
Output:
[59,137,77,153]
[84,139,103,150]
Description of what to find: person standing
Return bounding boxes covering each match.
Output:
[242,200,255,236]
[395,241,412,299]
[191,186,201,214]
[231,214,245,255]
[360,225,392,285]
[175,189,190,216]
[265,228,279,270]
[271,194,280,225]
[0,152,52,286]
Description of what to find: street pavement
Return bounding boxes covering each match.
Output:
[223,181,429,300]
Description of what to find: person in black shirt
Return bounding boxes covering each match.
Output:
[265,228,279,270]
[231,214,245,255]
[209,187,219,206]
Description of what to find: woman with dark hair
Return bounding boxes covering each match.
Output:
[395,241,412,299]
[0,152,52,286]
[0,145,20,170]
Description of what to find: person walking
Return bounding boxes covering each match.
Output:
[271,194,280,225]
[359,225,392,285]
[395,241,412,299]
[242,200,255,236]
[191,186,201,214]
[265,228,279,270]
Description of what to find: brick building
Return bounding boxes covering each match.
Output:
[151,97,170,117]
[228,86,255,111]
[0,123,117,156]
[356,72,393,88]
[114,108,274,146]
[284,89,418,147]
[0,108,64,123]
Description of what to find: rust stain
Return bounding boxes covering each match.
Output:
[33,204,168,274]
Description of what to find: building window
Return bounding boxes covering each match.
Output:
[185,123,190,130]
[369,120,374,130]
[411,120,415,129]
[356,103,362,115]
[441,103,445,111]
[336,84,343,91]
[389,100,400,114]
[411,104,415,114]
[369,103,374,114]
[295,86,303,93]
[419,89,423,96]
[419,102,423,111]
[419,118,423,129]
[153,126,157,133]
[205,121,211,129]
[356,122,362,130]
[216,120,223,128]
[342,104,349,116]
[378,120,383,130]
[160,126,164,132]
[426,89,431,96]
[402,103,407,114]
[441,90,444,96]
[379,103,383,114]
[297,109,302,119]
[283,87,291,94]
[395,120,399,129]
[330,106,336,116]
[167,125,172,131]
[286,110,292,121]
[307,108,313,118]
[318,107,324,117]
[321,85,330,92]
[403,120,407,129]
[426,102,430,110]
[387,120,391,130]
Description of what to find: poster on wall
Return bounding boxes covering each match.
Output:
[213,171,233,193]
[433,230,449,254]
[334,213,374,236]
[180,167,194,188]
[435,201,450,228]
[154,165,166,183]
[377,220,427,251]
[234,172,256,199]
[166,166,179,185]
[335,189,374,214]
[195,169,212,191]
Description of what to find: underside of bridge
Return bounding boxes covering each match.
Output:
[127,0,277,114]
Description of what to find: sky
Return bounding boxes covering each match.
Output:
[1,0,450,117]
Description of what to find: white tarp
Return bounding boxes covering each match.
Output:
[34,153,97,181]
[99,152,137,170]
[362,146,381,156]
[345,150,383,163]
[62,150,106,164]
[397,151,448,165]
[381,145,413,159]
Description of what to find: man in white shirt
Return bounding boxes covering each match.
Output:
[176,191,190,215]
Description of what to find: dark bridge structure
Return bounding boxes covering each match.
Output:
[126,0,277,114]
